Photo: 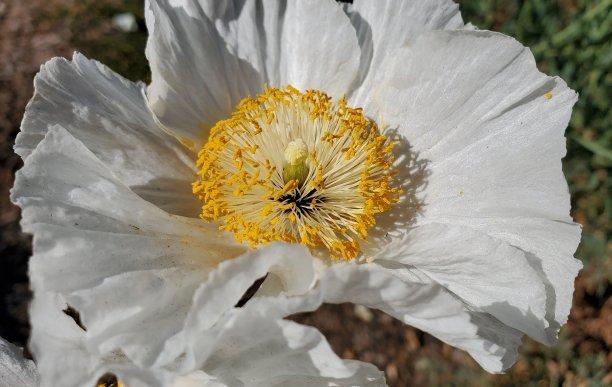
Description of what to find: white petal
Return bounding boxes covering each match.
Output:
[374,223,549,342]
[196,313,386,386]
[171,371,227,387]
[323,263,524,373]
[32,291,384,387]
[17,52,199,217]
[0,338,39,387]
[379,30,581,343]
[12,126,245,367]
[155,243,318,369]
[211,0,361,95]
[145,0,361,149]
[29,291,164,387]
[145,0,263,150]
[244,262,522,373]
[344,0,465,114]
[228,227,543,371]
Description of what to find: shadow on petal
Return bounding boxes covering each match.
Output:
[363,128,430,257]
[131,177,201,218]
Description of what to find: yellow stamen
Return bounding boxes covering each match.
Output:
[192,86,401,260]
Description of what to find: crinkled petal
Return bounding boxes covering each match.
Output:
[11,125,245,367]
[155,243,318,370]
[31,291,384,387]
[373,223,548,343]
[323,263,525,373]
[379,30,581,344]
[193,312,386,386]
[145,0,360,148]
[145,0,263,150]
[244,262,522,373]
[202,0,361,96]
[0,337,39,387]
[17,52,199,216]
[29,292,164,387]
[343,0,465,114]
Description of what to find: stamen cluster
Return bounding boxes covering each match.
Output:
[193,86,400,260]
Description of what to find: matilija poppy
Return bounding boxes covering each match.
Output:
[11,0,581,384]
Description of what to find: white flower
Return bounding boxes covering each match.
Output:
[11,0,581,382]
[24,291,384,386]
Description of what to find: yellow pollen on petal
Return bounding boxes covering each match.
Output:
[192,86,401,260]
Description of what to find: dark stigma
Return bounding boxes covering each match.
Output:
[277,188,323,216]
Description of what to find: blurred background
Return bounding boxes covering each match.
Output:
[0,0,609,385]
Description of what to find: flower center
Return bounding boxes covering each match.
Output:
[193,86,400,260]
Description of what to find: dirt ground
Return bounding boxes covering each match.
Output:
[0,1,609,386]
